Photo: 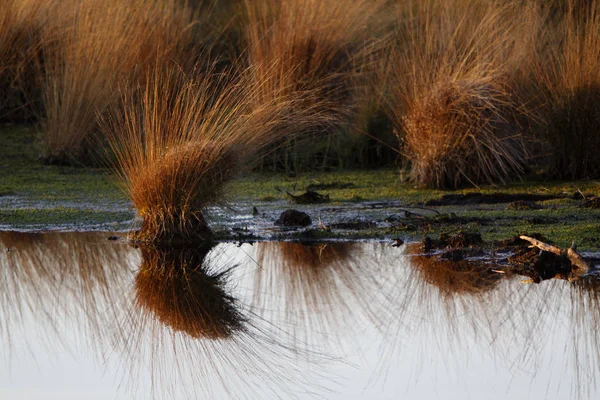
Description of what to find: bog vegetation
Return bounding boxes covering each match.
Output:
[1,0,599,241]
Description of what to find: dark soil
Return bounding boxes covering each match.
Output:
[424,192,561,206]
[287,190,331,204]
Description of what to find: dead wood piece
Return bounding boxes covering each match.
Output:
[519,235,591,278]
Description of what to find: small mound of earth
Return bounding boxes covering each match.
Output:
[425,192,559,206]
[506,200,542,211]
[275,209,312,227]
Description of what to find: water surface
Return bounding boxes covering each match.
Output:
[0,232,598,399]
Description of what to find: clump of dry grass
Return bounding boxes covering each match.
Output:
[533,2,600,179]
[103,61,330,243]
[102,66,238,243]
[40,0,200,163]
[386,0,535,188]
[242,0,389,169]
[135,245,243,339]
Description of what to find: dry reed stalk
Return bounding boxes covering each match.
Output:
[533,1,600,179]
[40,0,199,163]
[386,0,535,188]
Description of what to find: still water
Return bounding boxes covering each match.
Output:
[0,232,598,399]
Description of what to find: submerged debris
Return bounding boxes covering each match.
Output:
[421,231,483,253]
[330,220,376,230]
[581,196,600,209]
[275,209,312,227]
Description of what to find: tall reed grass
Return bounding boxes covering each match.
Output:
[533,2,600,179]
[40,0,200,163]
[385,0,535,188]
[242,0,389,172]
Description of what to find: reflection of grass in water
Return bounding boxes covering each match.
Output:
[0,231,134,354]
[410,255,503,296]
[135,245,244,340]
[116,243,335,399]
[253,241,392,345]
[0,235,334,399]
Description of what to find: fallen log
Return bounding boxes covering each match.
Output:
[519,235,591,279]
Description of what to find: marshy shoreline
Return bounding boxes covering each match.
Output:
[2,123,599,250]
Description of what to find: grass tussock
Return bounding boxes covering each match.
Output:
[135,245,243,339]
[385,0,536,188]
[533,2,600,179]
[242,0,390,171]
[103,62,331,243]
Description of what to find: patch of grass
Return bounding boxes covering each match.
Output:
[0,207,133,227]
[0,125,123,201]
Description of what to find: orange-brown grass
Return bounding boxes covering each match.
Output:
[386,1,536,188]
[40,0,200,163]
[135,245,243,339]
[532,1,600,179]
[102,62,330,243]
[242,0,389,152]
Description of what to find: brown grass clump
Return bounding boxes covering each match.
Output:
[242,0,389,169]
[386,1,535,188]
[40,0,200,163]
[134,245,243,339]
[102,60,327,243]
[533,2,600,179]
[102,66,237,243]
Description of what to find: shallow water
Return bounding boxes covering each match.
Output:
[0,232,599,399]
